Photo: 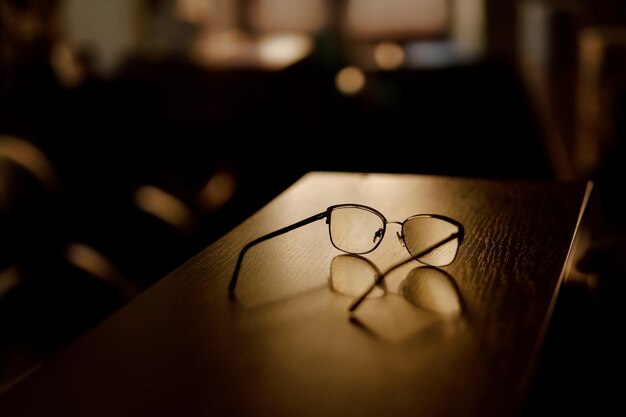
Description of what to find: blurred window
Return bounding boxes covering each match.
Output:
[346,0,451,40]
[247,0,328,33]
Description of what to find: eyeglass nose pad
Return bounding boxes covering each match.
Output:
[396,231,405,247]
[373,228,384,244]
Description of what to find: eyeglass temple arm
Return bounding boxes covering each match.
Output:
[228,211,328,296]
[348,231,461,313]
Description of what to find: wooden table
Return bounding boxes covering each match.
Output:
[0,172,591,416]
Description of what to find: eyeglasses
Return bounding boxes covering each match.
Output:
[229,203,464,311]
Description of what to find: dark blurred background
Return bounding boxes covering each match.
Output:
[1,0,625,414]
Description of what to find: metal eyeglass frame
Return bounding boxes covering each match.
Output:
[228,203,464,311]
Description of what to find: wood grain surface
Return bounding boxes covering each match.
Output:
[0,172,591,417]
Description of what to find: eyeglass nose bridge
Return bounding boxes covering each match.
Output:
[385,220,406,248]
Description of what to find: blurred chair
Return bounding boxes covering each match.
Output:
[0,136,131,391]
[0,136,59,271]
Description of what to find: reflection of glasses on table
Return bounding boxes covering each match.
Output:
[331,255,464,316]
[229,203,464,311]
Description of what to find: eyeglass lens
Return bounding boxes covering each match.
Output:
[329,207,460,265]
[402,217,460,266]
[329,207,385,254]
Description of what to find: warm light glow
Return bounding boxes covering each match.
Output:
[347,0,449,39]
[193,30,312,70]
[198,170,236,211]
[258,34,313,70]
[175,0,215,24]
[335,66,366,96]
[50,42,84,87]
[250,0,326,34]
[134,186,196,234]
[193,29,249,65]
[373,42,405,70]
[0,136,57,191]
[0,267,21,298]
